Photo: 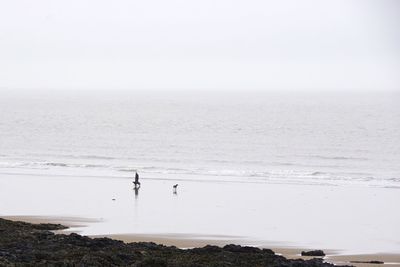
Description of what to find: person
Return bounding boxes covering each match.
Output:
[133,172,141,188]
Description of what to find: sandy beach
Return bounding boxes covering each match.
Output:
[1,172,399,266]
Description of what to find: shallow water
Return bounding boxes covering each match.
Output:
[0,90,399,188]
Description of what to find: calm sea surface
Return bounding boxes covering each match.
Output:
[1,90,399,188]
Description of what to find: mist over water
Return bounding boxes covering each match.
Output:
[1,90,399,188]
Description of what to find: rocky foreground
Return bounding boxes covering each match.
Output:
[0,218,351,267]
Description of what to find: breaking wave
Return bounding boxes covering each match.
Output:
[0,156,398,188]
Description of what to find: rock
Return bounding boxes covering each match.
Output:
[350,260,384,264]
[262,248,275,255]
[301,250,326,256]
[192,245,222,253]
[223,244,262,253]
[0,218,350,266]
[136,257,168,267]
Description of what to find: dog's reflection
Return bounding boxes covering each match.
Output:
[173,184,178,195]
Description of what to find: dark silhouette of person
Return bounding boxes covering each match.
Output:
[133,172,141,188]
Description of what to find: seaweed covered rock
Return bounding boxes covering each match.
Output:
[0,218,350,267]
[301,250,326,256]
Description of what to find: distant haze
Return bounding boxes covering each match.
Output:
[0,0,399,91]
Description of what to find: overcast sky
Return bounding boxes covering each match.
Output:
[0,0,399,91]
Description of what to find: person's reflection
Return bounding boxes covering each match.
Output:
[133,186,140,199]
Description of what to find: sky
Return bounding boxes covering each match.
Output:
[0,0,399,91]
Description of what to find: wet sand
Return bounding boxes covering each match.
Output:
[1,172,399,260]
[327,254,400,267]
[2,215,101,228]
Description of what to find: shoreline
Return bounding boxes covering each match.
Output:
[3,216,400,267]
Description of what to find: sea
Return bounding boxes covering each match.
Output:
[1,89,399,189]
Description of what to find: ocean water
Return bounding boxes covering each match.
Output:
[1,90,399,188]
